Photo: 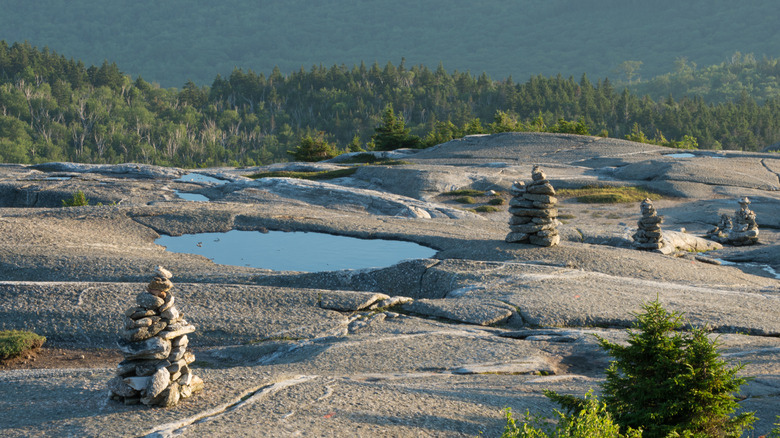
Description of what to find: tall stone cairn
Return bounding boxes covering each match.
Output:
[632,198,665,250]
[505,165,560,247]
[728,196,759,245]
[108,266,203,407]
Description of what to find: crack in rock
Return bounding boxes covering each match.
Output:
[140,375,318,438]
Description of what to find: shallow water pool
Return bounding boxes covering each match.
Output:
[176,173,227,184]
[156,230,437,272]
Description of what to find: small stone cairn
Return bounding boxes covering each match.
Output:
[506,166,560,247]
[108,266,203,407]
[707,213,733,242]
[730,197,760,245]
[632,198,666,251]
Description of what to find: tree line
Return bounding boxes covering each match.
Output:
[1,41,779,167]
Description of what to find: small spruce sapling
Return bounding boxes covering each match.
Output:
[548,300,755,438]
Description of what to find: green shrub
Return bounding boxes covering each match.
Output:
[0,330,46,360]
[247,167,358,180]
[287,134,339,162]
[769,417,780,438]
[549,300,755,438]
[454,196,476,204]
[443,189,484,196]
[501,391,642,438]
[337,154,410,165]
[474,205,501,213]
[62,190,89,207]
[489,198,505,205]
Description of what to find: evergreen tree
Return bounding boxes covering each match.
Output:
[371,104,422,151]
[287,133,338,162]
[597,300,755,438]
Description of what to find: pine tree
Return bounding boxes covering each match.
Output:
[598,300,755,438]
[371,104,421,151]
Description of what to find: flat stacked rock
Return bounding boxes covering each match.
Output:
[632,198,666,251]
[707,213,733,242]
[108,266,203,407]
[728,197,759,246]
[506,166,559,247]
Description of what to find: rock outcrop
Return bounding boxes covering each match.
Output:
[108,266,203,407]
[505,166,560,247]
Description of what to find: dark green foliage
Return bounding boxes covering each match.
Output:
[596,300,755,438]
[247,167,357,181]
[502,391,642,438]
[1,42,780,168]
[454,196,476,204]
[473,205,500,213]
[62,190,88,207]
[2,1,776,90]
[0,330,46,360]
[372,105,422,151]
[489,197,505,205]
[288,134,339,162]
[443,189,483,196]
[337,154,408,165]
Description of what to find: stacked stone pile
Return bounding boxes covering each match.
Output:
[707,197,759,245]
[728,197,759,245]
[506,166,560,247]
[108,266,203,407]
[707,214,733,241]
[632,198,666,251]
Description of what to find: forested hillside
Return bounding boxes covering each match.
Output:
[1,42,778,168]
[0,0,776,88]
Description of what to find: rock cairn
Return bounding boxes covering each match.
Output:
[729,197,759,245]
[707,197,759,246]
[707,213,733,241]
[506,166,560,247]
[108,266,203,407]
[632,198,666,251]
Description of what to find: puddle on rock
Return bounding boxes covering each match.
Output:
[174,173,227,201]
[715,259,780,280]
[176,173,228,185]
[174,191,209,202]
[665,153,696,158]
[156,230,437,272]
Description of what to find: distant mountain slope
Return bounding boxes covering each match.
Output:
[0,0,776,87]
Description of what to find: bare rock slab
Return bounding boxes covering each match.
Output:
[402,298,515,325]
[319,291,390,311]
[451,357,556,375]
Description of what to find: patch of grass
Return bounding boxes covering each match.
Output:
[488,198,505,205]
[62,190,89,207]
[443,189,484,196]
[558,213,576,220]
[474,205,501,213]
[247,167,358,180]
[454,196,476,204]
[0,330,46,360]
[557,185,662,204]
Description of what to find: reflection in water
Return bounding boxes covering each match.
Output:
[174,191,209,202]
[156,230,437,272]
[176,173,227,184]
